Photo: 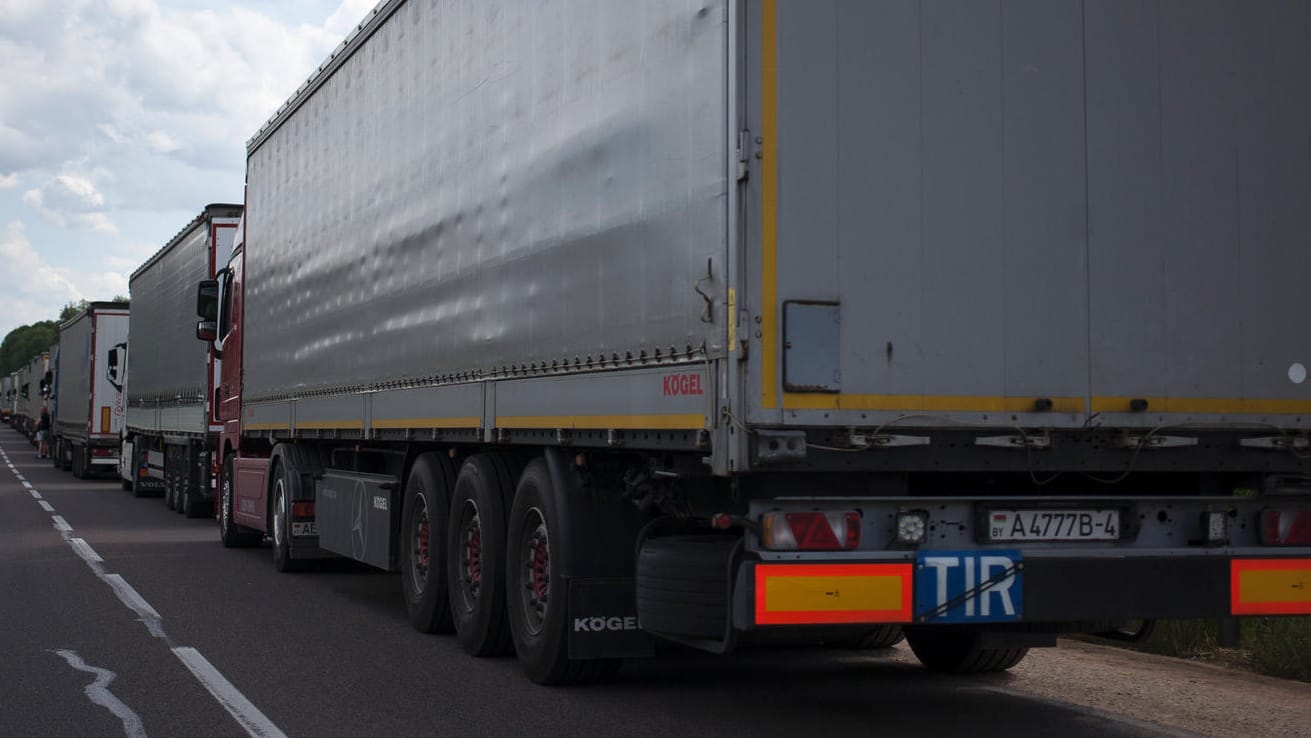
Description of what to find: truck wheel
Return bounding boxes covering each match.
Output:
[400,454,455,634]
[636,535,738,640]
[219,454,260,548]
[180,479,195,517]
[71,446,83,479]
[271,460,304,572]
[447,453,516,656]
[826,625,905,650]
[506,459,622,685]
[904,630,1028,674]
[165,473,177,510]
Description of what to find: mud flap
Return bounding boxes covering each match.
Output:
[567,577,654,659]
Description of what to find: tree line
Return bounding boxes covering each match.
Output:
[0,298,129,375]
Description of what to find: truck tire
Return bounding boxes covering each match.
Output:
[506,459,622,685]
[904,630,1028,674]
[400,453,455,634]
[165,471,177,510]
[179,478,195,517]
[636,535,738,640]
[270,456,305,572]
[219,454,260,548]
[447,453,517,657]
[826,625,905,650]
[71,445,83,479]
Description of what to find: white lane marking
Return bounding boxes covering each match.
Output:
[51,649,148,738]
[22,480,33,489]
[4,447,286,738]
[69,537,104,564]
[173,648,288,738]
[39,500,55,513]
[104,574,166,639]
[31,489,43,499]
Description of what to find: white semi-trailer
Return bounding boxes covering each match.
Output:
[197,0,1311,685]
[52,304,129,477]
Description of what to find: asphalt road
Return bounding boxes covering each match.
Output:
[1,427,1194,738]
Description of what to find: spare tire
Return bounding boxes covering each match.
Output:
[636,535,738,640]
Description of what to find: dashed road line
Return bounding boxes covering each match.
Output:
[4,440,287,738]
[173,648,288,738]
[69,537,105,564]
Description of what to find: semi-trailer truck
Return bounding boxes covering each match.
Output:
[197,0,1311,684]
[122,205,242,515]
[1,374,13,425]
[52,303,129,477]
[17,352,50,442]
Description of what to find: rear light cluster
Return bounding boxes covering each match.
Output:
[91,447,114,457]
[1261,510,1311,546]
[761,511,860,551]
[291,501,316,519]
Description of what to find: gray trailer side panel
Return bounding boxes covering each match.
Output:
[244,0,728,408]
[127,206,239,436]
[55,312,92,436]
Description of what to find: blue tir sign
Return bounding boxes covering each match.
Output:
[914,550,1023,623]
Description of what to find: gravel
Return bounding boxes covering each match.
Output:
[883,637,1311,738]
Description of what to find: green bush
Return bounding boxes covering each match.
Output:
[1100,617,1311,682]
[1137,619,1218,659]
[1243,617,1311,682]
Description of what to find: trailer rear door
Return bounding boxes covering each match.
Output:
[741,0,1311,430]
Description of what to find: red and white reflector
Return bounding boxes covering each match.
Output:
[761,511,860,551]
[291,501,316,518]
[1261,509,1311,546]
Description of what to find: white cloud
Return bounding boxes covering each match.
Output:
[144,130,180,154]
[0,219,129,334]
[0,0,372,338]
[0,220,83,303]
[54,174,105,207]
[21,173,117,234]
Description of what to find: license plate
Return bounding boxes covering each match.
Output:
[291,522,318,537]
[987,509,1119,541]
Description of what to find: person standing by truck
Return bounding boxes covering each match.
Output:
[36,406,50,458]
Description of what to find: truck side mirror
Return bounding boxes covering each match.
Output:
[197,279,219,321]
[196,320,218,342]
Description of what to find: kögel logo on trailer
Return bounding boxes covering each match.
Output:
[662,373,704,397]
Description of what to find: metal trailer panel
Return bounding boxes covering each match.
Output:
[750,0,1311,428]
[23,353,48,422]
[56,307,128,441]
[243,0,729,415]
[127,205,241,435]
[13,366,29,420]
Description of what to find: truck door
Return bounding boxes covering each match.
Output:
[742,0,1097,430]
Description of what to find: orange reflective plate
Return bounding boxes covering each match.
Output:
[1231,559,1311,615]
[754,563,913,625]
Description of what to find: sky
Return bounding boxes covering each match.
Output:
[0,0,380,341]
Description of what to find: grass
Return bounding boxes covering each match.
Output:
[1109,618,1311,682]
